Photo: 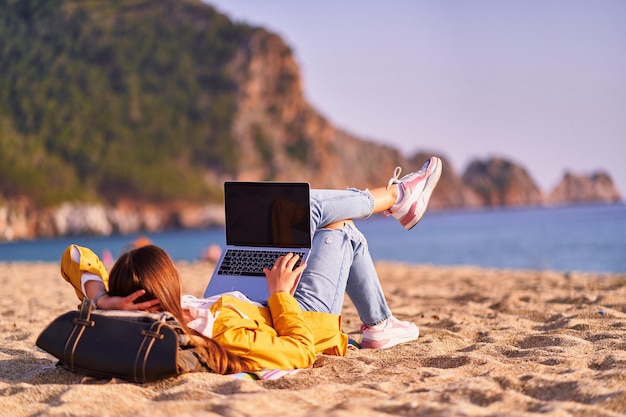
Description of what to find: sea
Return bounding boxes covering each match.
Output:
[1,203,625,273]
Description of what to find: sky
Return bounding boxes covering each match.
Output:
[205,1,626,196]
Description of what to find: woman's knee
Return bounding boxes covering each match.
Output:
[319,219,354,230]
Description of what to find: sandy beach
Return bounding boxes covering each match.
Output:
[1,260,625,416]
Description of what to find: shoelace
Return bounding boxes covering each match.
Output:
[386,166,402,189]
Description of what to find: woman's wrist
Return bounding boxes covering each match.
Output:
[92,290,108,309]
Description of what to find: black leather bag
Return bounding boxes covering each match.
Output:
[36,299,183,383]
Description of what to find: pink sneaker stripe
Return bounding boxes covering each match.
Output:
[360,339,391,349]
[402,172,428,192]
[400,201,419,227]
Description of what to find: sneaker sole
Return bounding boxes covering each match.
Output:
[361,327,420,349]
[403,157,442,230]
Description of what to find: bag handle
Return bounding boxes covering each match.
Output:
[64,299,95,367]
[134,321,170,381]
[73,298,95,327]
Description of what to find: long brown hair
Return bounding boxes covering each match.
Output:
[108,245,252,374]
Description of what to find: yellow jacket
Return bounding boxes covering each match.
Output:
[60,245,348,371]
[208,293,347,370]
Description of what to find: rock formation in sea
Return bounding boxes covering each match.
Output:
[549,171,622,204]
[461,158,546,207]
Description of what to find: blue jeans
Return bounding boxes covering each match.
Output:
[293,189,392,326]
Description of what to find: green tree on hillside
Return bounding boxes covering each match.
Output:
[0,0,250,205]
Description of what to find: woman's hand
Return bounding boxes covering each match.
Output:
[95,290,162,312]
[84,277,161,311]
[263,253,307,296]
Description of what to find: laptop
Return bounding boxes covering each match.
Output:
[203,182,312,303]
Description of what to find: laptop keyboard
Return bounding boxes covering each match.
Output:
[217,249,306,277]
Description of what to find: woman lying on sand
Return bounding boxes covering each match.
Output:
[59,157,442,374]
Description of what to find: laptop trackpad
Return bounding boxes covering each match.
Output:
[204,276,269,303]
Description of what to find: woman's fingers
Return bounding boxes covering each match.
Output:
[285,253,300,269]
[119,290,161,311]
[289,262,307,295]
[264,253,306,295]
[275,252,300,270]
[124,289,148,303]
[134,298,162,311]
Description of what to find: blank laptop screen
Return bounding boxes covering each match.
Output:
[224,182,311,249]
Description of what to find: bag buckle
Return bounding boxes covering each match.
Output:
[140,329,165,340]
[73,298,95,327]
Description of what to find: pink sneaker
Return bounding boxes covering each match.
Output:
[385,157,442,230]
[360,316,419,349]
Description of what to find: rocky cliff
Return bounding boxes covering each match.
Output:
[0,1,622,241]
[0,198,224,242]
[227,29,406,189]
[5,157,621,241]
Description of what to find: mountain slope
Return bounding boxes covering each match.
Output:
[1,0,620,241]
[1,0,252,204]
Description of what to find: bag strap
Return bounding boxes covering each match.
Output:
[134,320,169,381]
[75,298,95,324]
[64,299,95,367]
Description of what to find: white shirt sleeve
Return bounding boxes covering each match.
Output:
[181,292,262,339]
[71,245,105,296]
